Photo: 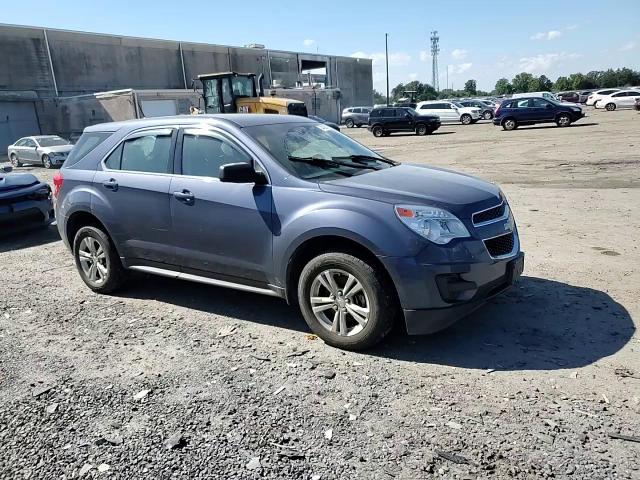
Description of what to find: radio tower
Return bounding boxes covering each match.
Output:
[430,31,440,91]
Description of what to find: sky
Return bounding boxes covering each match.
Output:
[2,0,639,92]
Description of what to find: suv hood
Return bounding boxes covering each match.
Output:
[0,172,40,192]
[318,164,501,216]
[40,145,73,154]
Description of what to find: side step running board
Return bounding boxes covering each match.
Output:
[129,265,280,297]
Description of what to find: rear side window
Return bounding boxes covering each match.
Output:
[420,104,432,110]
[370,109,381,117]
[181,134,252,178]
[65,132,112,167]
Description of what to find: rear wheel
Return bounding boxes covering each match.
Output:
[605,103,616,111]
[483,111,493,120]
[556,113,572,127]
[502,118,517,131]
[345,118,355,128]
[42,154,53,169]
[461,114,472,125]
[415,124,428,136]
[372,126,384,137]
[10,153,22,167]
[73,226,128,294]
[297,252,396,350]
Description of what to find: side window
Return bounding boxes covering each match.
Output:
[14,139,25,146]
[612,92,624,97]
[120,133,173,174]
[181,134,252,178]
[531,98,549,108]
[369,109,380,118]
[24,139,36,147]
[104,144,123,170]
[516,99,530,108]
[443,103,452,109]
[353,108,362,113]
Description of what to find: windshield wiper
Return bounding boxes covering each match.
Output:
[288,156,381,171]
[331,154,398,166]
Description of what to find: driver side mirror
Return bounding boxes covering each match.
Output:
[2,165,13,173]
[219,162,267,184]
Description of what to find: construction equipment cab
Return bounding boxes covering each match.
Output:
[198,72,308,117]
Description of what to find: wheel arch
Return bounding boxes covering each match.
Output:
[284,234,400,308]
[65,210,120,257]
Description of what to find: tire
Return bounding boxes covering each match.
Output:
[605,103,616,112]
[10,153,22,167]
[415,124,428,136]
[297,252,396,350]
[42,154,53,169]
[356,124,362,128]
[73,226,128,294]
[372,126,384,137]
[345,118,354,128]
[483,111,493,120]
[556,113,572,127]
[502,118,517,131]
[461,114,472,125]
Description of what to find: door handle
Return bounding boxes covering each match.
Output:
[173,189,195,204]
[102,178,118,191]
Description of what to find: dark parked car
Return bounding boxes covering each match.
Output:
[308,115,340,131]
[459,100,495,120]
[557,91,580,103]
[55,115,523,350]
[368,107,441,137]
[635,97,640,111]
[0,165,53,226]
[493,97,585,130]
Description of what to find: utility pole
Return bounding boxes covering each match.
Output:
[385,33,390,106]
[430,31,440,91]
[446,65,449,91]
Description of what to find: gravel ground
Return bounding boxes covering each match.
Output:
[1,107,639,479]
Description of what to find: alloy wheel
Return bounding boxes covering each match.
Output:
[42,155,52,169]
[78,237,108,286]
[309,269,370,337]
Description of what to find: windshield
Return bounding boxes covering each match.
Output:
[231,76,255,97]
[244,122,395,180]
[37,136,69,147]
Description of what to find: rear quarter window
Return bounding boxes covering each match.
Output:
[64,132,112,167]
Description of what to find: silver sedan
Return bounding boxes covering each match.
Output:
[7,135,73,169]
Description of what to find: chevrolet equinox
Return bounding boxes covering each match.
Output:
[55,115,524,350]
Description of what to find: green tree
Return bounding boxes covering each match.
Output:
[464,79,477,95]
[538,75,553,91]
[512,72,534,93]
[554,76,571,91]
[372,89,386,104]
[494,78,513,95]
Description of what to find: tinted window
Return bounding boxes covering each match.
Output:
[612,92,624,97]
[516,99,530,108]
[382,109,395,117]
[353,108,362,113]
[38,137,69,147]
[181,134,252,178]
[370,109,381,117]
[23,139,36,147]
[104,144,123,170]
[65,132,112,166]
[419,104,433,109]
[531,98,550,107]
[14,139,26,146]
[120,134,172,173]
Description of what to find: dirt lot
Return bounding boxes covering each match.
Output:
[1,107,639,479]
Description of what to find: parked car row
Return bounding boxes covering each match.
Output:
[593,89,640,111]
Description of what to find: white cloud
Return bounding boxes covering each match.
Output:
[451,49,468,60]
[419,50,431,62]
[530,30,563,41]
[518,52,582,74]
[565,24,579,30]
[349,51,411,66]
[303,39,315,47]
[450,63,473,75]
[620,41,637,51]
[408,73,418,81]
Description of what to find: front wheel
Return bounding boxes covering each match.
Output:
[502,118,517,131]
[345,118,355,128]
[297,252,397,350]
[556,114,572,127]
[415,124,428,136]
[73,226,128,294]
[42,154,53,169]
[483,111,493,120]
[372,126,384,137]
[10,153,22,167]
[605,103,616,111]
[461,114,472,125]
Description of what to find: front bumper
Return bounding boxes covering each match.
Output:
[381,246,524,335]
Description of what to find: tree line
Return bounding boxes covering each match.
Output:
[373,67,640,104]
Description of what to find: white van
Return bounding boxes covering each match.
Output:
[511,91,559,102]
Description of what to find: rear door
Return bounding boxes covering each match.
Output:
[169,128,274,284]
[93,128,176,265]
[22,138,39,164]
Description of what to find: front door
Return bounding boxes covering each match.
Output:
[529,98,555,121]
[170,128,274,285]
[22,138,39,163]
[92,128,176,265]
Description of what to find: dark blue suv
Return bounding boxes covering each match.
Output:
[493,96,585,130]
[55,115,523,350]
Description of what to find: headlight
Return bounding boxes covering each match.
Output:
[395,205,470,244]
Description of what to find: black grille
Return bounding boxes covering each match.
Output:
[473,203,505,225]
[484,232,514,257]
